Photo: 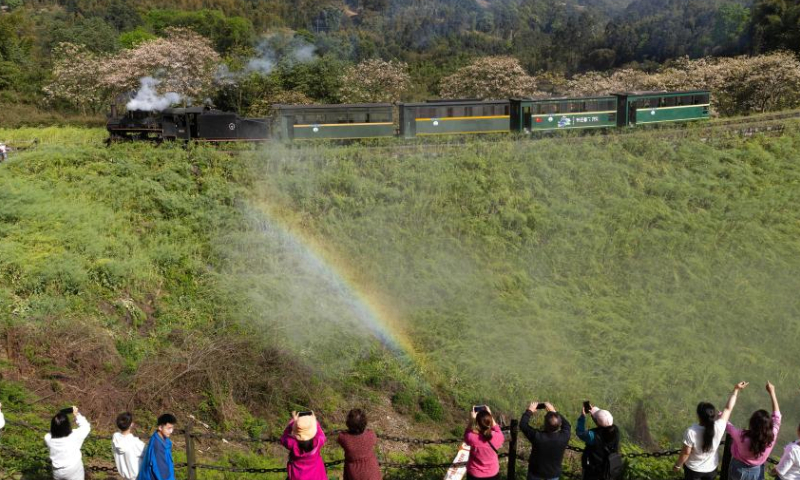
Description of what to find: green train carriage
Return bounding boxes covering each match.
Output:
[510,96,618,132]
[398,100,510,139]
[613,90,710,126]
[271,103,395,140]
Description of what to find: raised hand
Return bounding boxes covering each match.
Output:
[766,381,776,395]
[734,381,749,391]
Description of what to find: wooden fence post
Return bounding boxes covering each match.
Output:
[720,433,732,480]
[508,419,519,480]
[185,421,197,480]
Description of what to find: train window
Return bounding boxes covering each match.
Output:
[465,107,473,117]
[418,107,437,119]
[504,105,510,115]
[351,112,367,123]
[309,112,326,124]
[371,110,391,122]
[585,100,597,112]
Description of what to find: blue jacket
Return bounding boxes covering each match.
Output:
[137,431,174,480]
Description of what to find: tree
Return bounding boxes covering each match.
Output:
[711,4,749,54]
[338,58,411,103]
[48,17,120,54]
[750,0,800,53]
[247,89,313,116]
[43,43,109,114]
[101,28,221,102]
[144,9,255,54]
[438,56,540,99]
[118,28,157,49]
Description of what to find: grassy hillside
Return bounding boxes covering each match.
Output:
[240,129,800,443]
[1,125,799,477]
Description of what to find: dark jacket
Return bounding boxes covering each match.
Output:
[520,410,572,479]
[576,416,620,480]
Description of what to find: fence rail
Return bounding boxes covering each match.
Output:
[0,418,780,478]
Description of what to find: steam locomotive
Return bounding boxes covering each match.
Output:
[106,105,269,142]
[106,90,711,142]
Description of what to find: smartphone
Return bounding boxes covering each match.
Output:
[583,401,592,412]
[59,407,74,416]
[536,403,547,410]
[297,411,313,417]
[473,405,487,413]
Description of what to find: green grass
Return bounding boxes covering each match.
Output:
[1,125,800,478]
[238,127,800,444]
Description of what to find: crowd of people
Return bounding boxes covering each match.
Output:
[0,381,797,480]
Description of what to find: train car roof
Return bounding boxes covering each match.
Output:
[612,90,710,96]
[511,95,616,102]
[272,103,393,110]
[400,99,509,107]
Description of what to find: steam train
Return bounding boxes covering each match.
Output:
[106,90,711,142]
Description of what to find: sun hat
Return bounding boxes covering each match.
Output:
[295,414,318,441]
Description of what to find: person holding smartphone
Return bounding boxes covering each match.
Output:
[281,410,328,480]
[576,402,620,480]
[520,400,571,480]
[44,406,91,480]
[464,405,505,480]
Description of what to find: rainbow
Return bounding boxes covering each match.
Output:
[246,201,420,362]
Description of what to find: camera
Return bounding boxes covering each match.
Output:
[536,403,547,410]
[297,411,313,417]
[583,401,592,413]
[473,405,487,413]
[59,407,74,416]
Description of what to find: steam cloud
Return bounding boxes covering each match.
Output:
[215,34,317,83]
[126,77,182,111]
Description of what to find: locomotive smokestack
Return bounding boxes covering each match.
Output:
[110,104,117,118]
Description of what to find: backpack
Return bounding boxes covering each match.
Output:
[601,440,623,480]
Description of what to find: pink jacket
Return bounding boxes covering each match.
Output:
[464,425,504,478]
[280,420,328,480]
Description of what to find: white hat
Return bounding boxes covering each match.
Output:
[590,407,614,427]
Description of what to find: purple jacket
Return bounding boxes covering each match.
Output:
[280,420,328,480]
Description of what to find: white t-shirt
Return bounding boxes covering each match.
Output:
[112,431,146,480]
[44,413,91,480]
[777,441,800,480]
[683,419,727,473]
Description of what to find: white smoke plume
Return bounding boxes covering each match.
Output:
[126,77,182,111]
[215,33,318,83]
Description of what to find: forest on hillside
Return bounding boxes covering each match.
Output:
[2,0,800,123]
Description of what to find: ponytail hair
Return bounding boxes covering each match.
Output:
[696,402,717,453]
[475,411,494,441]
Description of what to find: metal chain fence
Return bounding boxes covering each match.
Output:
[0,417,780,478]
